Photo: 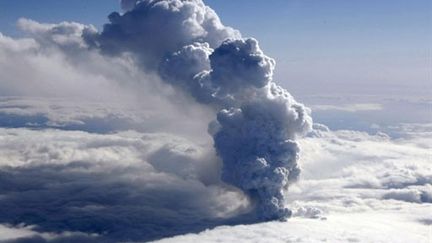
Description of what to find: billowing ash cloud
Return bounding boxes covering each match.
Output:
[86,0,240,68]
[86,0,312,220]
[121,0,140,12]
[212,86,311,220]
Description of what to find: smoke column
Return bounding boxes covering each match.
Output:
[85,0,312,220]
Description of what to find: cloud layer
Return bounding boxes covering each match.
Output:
[154,126,432,242]
[0,116,429,242]
[0,128,252,242]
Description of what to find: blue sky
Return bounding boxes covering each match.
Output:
[207,0,432,96]
[0,0,430,96]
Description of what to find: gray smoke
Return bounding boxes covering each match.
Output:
[87,0,312,220]
[211,84,312,219]
[86,0,240,68]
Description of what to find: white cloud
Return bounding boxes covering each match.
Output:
[0,224,100,243]
[0,97,429,242]
[0,224,38,241]
[0,26,217,141]
[311,103,383,112]
[301,94,432,135]
[154,212,430,243]
[0,127,250,242]
[0,123,430,242]
[152,126,432,242]
[17,18,96,50]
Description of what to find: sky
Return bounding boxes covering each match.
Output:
[0,0,430,96]
[0,1,431,242]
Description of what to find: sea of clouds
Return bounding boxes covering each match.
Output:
[0,0,430,242]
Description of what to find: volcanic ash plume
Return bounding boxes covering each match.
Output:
[211,84,312,220]
[88,0,313,220]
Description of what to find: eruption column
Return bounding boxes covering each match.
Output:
[88,0,313,220]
